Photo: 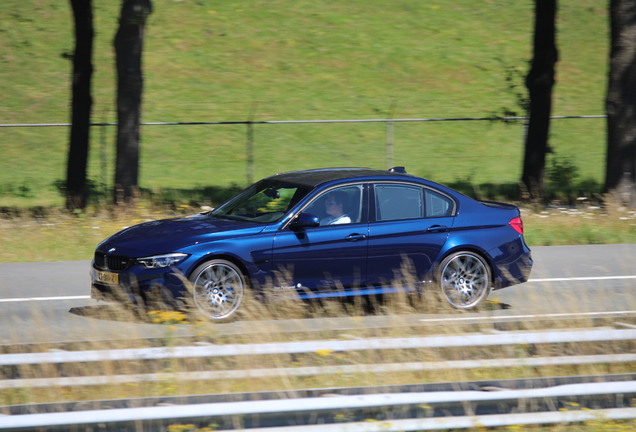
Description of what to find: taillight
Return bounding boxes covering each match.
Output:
[509,216,524,234]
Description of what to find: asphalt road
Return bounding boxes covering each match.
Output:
[0,244,635,345]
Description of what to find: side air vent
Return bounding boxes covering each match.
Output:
[94,252,106,269]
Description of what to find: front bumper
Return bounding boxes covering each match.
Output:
[90,265,189,306]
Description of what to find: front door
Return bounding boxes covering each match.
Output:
[271,184,368,296]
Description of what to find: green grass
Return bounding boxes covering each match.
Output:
[0,1,626,262]
[0,0,609,208]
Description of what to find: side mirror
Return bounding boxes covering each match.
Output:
[290,212,320,230]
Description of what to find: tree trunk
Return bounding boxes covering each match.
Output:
[66,0,94,210]
[113,0,152,203]
[604,0,636,207]
[521,0,558,201]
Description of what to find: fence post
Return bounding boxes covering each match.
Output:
[99,108,109,199]
[246,102,258,185]
[386,100,397,168]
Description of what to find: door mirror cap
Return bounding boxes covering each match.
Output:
[290,212,320,230]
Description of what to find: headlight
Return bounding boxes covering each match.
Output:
[137,253,189,269]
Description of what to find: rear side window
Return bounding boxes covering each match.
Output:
[374,183,454,221]
[424,189,454,217]
[375,184,423,221]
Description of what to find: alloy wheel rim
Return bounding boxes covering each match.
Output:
[193,263,244,320]
[441,254,489,308]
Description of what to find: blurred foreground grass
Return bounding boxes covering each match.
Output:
[1,202,635,263]
[1,287,634,430]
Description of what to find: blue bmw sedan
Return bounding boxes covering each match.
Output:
[91,168,532,321]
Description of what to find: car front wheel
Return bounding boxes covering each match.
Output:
[189,259,246,321]
[436,252,491,310]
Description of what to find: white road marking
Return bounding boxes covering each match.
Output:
[419,310,636,323]
[529,275,636,282]
[0,295,90,303]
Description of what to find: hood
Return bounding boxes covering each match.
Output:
[97,214,266,256]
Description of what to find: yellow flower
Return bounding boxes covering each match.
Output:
[148,310,187,324]
[315,349,333,357]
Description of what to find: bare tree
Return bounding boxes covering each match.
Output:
[605,0,636,206]
[66,0,94,210]
[113,0,152,203]
[520,0,558,201]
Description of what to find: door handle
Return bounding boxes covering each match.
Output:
[345,233,367,242]
[426,225,449,233]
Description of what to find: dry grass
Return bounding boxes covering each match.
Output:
[1,201,636,263]
[0,203,198,263]
[523,203,636,246]
[1,281,634,408]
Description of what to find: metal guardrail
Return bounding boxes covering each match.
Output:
[2,327,635,366]
[1,379,635,431]
[3,353,635,390]
[1,327,634,430]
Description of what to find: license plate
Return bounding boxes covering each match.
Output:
[95,270,119,285]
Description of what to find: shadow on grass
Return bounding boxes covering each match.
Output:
[0,184,244,218]
[1,178,604,218]
[445,179,603,204]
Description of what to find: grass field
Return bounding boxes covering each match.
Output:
[0,0,608,208]
[1,5,633,430]
[0,0,628,261]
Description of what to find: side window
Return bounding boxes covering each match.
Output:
[375,184,423,221]
[304,185,363,226]
[424,189,454,217]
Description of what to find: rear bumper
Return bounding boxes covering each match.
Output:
[491,239,533,290]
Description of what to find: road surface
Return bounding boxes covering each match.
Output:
[0,244,634,345]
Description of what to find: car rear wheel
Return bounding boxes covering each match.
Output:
[190,259,246,321]
[436,252,491,310]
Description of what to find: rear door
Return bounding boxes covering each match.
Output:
[366,182,456,289]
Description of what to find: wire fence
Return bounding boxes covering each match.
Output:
[1,114,606,189]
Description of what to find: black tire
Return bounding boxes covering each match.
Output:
[189,259,246,321]
[435,251,491,310]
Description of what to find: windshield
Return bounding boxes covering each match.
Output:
[210,180,311,223]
